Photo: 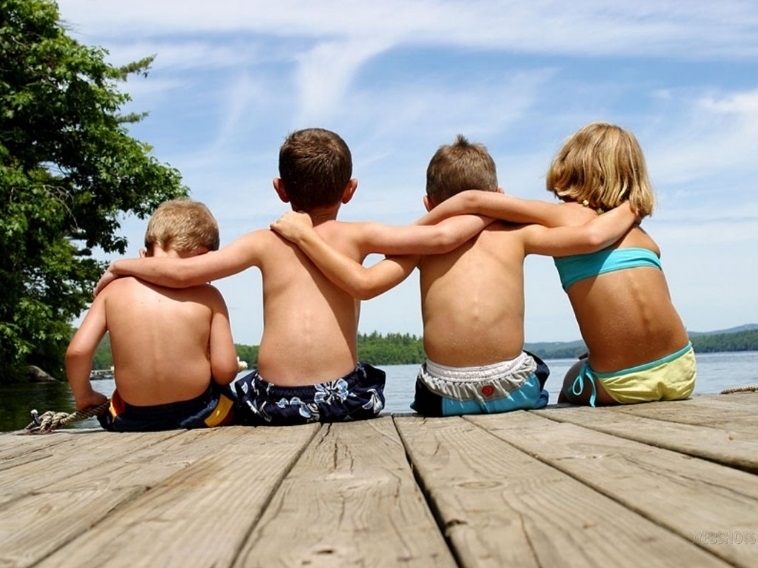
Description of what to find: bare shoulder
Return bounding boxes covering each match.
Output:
[186,282,228,306]
[620,225,661,255]
[315,219,371,247]
[233,228,279,248]
[102,275,142,294]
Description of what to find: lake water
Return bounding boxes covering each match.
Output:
[2,351,757,432]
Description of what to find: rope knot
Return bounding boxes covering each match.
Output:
[24,401,110,434]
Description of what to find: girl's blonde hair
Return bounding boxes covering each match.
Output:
[546,122,655,217]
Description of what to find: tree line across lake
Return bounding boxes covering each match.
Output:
[91,328,758,370]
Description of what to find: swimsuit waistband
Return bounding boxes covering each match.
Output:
[425,352,530,381]
[591,343,693,379]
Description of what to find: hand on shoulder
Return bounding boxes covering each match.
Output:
[93,263,120,297]
[270,211,314,243]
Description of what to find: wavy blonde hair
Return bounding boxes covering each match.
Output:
[546,122,655,217]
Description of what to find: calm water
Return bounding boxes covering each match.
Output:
[2,351,757,432]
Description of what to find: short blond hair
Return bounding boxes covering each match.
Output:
[144,199,220,254]
[546,122,655,217]
[426,135,498,203]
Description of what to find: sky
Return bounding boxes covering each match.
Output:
[58,0,758,346]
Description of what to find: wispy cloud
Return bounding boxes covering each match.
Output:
[60,0,758,343]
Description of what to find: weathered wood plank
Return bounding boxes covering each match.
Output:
[397,414,725,568]
[32,425,318,568]
[613,394,758,433]
[470,412,758,568]
[0,430,180,506]
[534,405,758,473]
[0,488,144,568]
[0,430,85,463]
[46,427,262,492]
[235,417,454,568]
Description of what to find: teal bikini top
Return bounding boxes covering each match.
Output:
[554,247,662,291]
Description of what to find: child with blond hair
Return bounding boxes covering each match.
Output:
[67,199,239,430]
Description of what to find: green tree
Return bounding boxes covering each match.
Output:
[1,0,187,381]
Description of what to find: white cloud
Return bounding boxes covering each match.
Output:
[60,1,758,58]
[57,0,758,345]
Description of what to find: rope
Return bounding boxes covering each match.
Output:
[720,384,758,395]
[24,400,110,434]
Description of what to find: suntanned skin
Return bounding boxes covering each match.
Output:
[67,246,238,411]
[424,191,690,404]
[94,179,490,387]
[270,191,637,369]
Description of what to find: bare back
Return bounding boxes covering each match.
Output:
[252,223,365,385]
[554,203,689,372]
[419,222,527,367]
[103,278,227,405]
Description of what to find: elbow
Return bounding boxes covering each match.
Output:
[212,360,239,385]
[583,229,611,252]
[65,343,90,365]
[354,282,382,301]
[426,226,463,253]
[460,191,481,211]
[349,274,385,300]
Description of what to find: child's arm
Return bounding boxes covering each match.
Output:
[523,203,638,256]
[271,212,420,299]
[65,297,110,411]
[420,190,566,227]
[94,233,265,296]
[272,211,490,257]
[207,289,240,385]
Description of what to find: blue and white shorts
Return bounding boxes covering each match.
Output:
[411,351,550,417]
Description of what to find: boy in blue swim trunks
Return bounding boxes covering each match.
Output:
[94,129,489,425]
[271,135,637,416]
[66,199,240,431]
[412,123,697,406]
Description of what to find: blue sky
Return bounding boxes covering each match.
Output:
[60,0,758,345]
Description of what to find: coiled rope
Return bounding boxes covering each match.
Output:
[720,384,758,395]
[24,400,110,434]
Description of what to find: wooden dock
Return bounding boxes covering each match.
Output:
[2,392,758,567]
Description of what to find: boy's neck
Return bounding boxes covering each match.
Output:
[303,205,341,225]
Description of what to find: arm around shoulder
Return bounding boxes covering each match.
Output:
[420,191,567,227]
[524,202,637,257]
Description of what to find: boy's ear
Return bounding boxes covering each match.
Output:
[139,248,147,258]
[496,186,505,194]
[273,178,290,203]
[340,178,358,204]
[423,195,436,212]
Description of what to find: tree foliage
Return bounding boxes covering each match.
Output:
[0,0,187,380]
[87,329,758,373]
[689,329,758,354]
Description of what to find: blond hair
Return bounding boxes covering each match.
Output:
[546,122,655,217]
[144,199,220,255]
[426,135,498,203]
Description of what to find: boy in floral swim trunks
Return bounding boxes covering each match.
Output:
[95,129,488,425]
[271,135,637,416]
